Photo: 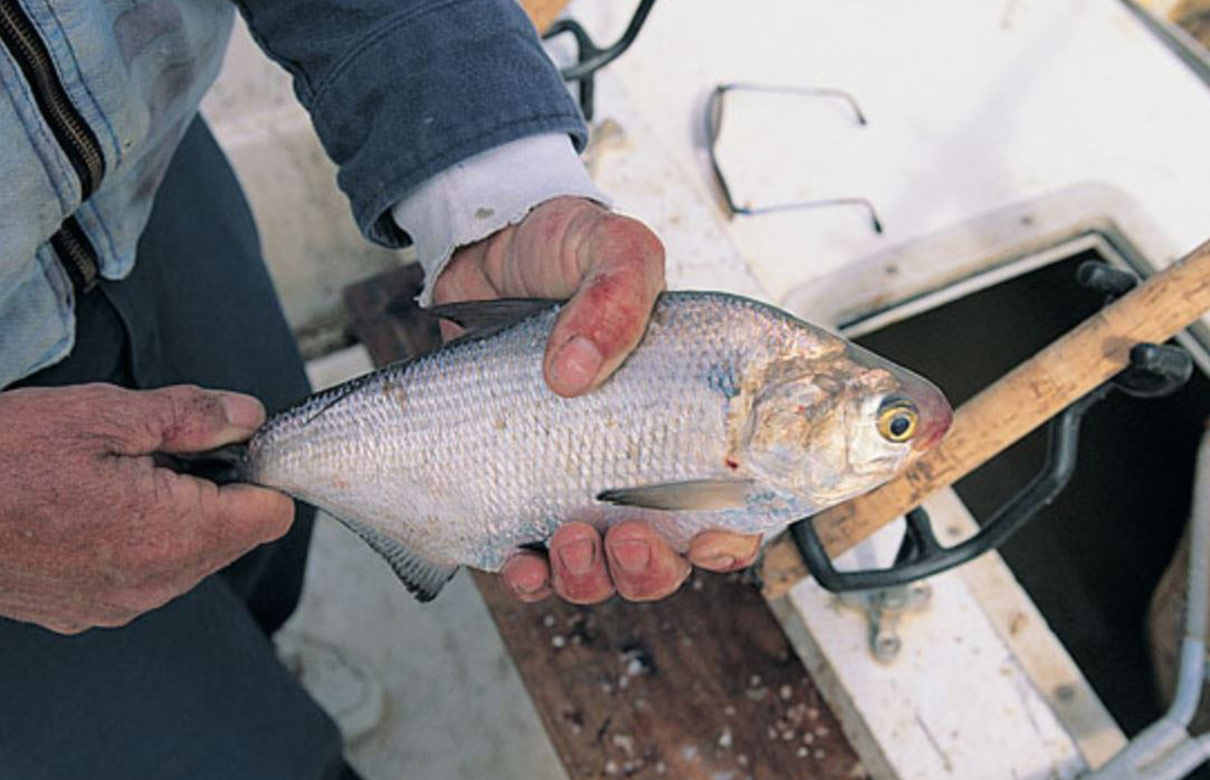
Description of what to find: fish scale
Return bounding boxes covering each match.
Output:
[241,291,952,601]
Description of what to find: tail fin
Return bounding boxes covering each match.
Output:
[153,443,250,486]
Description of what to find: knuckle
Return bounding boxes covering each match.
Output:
[70,382,127,407]
[121,507,209,572]
[92,610,139,630]
[431,253,475,303]
[60,386,141,446]
[45,620,87,636]
[598,215,665,271]
[157,386,224,443]
[111,584,178,615]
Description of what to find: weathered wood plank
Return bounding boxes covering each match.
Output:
[763,237,1210,599]
[522,0,574,33]
[343,265,865,780]
[475,570,865,780]
[1171,0,1210,48]
[341,262,440,368]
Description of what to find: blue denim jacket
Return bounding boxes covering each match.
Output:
[0,0,586,388]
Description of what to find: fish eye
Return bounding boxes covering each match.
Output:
[876,399,919,443]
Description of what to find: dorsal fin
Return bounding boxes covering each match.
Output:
[427,298,562,339]
[299,298,563,430]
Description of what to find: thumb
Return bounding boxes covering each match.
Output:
[110,385,266,455]
[543,213,665,397]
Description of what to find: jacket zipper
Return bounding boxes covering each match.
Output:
[0,0,104,292]
[49,216,98,292]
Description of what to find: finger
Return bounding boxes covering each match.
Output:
[211,484,295,550]
[19,601,136,634]
[549,522,615,604]
[500,551,553,602]
[171,483,293,586]
[688,530,762,573]
[43,621,89,636]
[109,385,266,455]
[0,570,142,632]
[77,600,142,629]
[45,607,138,634]
[0,601,90,635]
[544,215,665,397]
[431,249,505,342]
[96,460,283,578]
[604,521,690,602]
[431,247,501,305]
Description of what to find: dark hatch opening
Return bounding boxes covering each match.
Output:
[853,248,1210,735]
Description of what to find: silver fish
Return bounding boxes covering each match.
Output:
[240,291,952,600]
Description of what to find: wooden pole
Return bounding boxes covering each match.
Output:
[763,237,1210,599]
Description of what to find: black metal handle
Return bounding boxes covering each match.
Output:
[790,261,1194,593]
[793,387,1106,593]
[542,0,656,121]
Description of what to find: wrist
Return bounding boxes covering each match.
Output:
[390,134,610,305]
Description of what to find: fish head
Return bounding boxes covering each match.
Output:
[740,344,952,506]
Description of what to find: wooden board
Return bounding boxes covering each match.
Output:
[474,570,865,780]
[343,265,865,780]
[1164,0,1210,48]
[763,237,1210,599]
[522,0,574,33]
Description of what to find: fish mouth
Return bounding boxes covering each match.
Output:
[912,397,953,452]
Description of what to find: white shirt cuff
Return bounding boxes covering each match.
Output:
[390,133,609,305]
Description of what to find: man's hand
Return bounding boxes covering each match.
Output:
[0,383,293,634]
[434,197,762,604]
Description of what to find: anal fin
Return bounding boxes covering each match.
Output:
[328,514,458,602]
[596,479,754,511]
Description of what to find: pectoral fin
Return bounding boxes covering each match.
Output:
[596,479,754,511]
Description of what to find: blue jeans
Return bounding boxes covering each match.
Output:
[0,118,353,780]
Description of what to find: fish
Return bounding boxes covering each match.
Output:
[227,291,952,601]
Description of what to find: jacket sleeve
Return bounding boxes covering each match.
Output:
[232,0,588,246]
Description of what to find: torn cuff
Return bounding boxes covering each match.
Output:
[390,133,609,305]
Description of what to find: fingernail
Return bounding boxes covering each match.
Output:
[511,576,544,596]
[502,557,546,595]
[551,336,604,395]
[710,554,737,570]
[611,540,651,574]
[218,393,265,430]
[558,538,596,576]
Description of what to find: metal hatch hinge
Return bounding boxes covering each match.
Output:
[837,580,933,663]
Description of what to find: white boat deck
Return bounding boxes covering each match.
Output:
[204,1,1210,777]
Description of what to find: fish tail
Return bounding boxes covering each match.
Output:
[152,443,250,486]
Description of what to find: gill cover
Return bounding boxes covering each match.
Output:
[742,369,847,485]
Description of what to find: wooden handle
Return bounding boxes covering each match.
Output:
[521,0,574,32]
[763,237,1210,599]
